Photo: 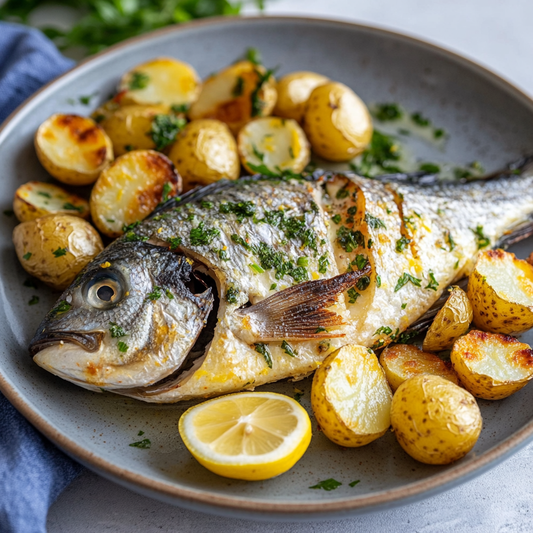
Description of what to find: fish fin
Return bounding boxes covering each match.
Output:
[234,265,371,341]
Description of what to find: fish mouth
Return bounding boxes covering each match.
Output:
[29,331,105,356]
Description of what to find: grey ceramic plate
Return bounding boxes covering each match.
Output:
[1,16,533,521]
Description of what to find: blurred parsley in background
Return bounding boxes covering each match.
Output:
[0,0,265,57]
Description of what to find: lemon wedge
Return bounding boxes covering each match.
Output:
[179,392,312,480]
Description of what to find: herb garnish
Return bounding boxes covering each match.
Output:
[23,278,37,289]
[201,201,214,209]
[349,130,402,177]
[445,231,455,251]
[315,326,327,333]
[190,223,220,246]
[347,288,360,304]
[128,72,149,90]
[38,191,51,198]
[161,182,172,203]
[123,232,149,243]
[349,480,361,487]
[364,213,386,230]
[336,187,349,199]
[375,103,403,121]
[351,254,368,271]
[281,340,297,357]
[147,286,162,301]
[109,322,126,338]
[53,247,67,257]
[337,226,365,253]
[226,286,239,304]
[250,67,276,117]
[309,479,342,491]
[150,114,186,151]
[219,201,256,222]
[249,263,265,274]
[411,112,430,127]
[245,47,261,65]
[51,300,71,317]
[331,214,341,224]
[394,272,422,292]
[318,254,329,274]
[357,276,370,291]
[232,76,245,97]
[395,236,410,253]
[63,202,83,212]
[255,343,272,368]
[472,225,490,249]
[167,237,182,250]
[374,326,393,336]
[129,438,151,449]
[270,283,277,290]
[294,391,303,403]
[297,257,309,267]
[28,295,39,305]
[23,252,32,260]
[419,163,440,174]
[425,270,439,291]
[231,234,251,250]
[117,341,129,353]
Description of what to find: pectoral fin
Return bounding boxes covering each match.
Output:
[232,265,371,343]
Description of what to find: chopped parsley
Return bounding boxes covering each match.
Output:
[281,340,297,357]
[310,201,320,213]
[171,104,189,114]
[117,341,129,353]
[123,232,149,243]
[336,186,350,199]
[290,266,308,283]
[394,272,422,292]
[249,263,265,274]
[395,236,410,253]
[356,276,370,291]
[337,226,365,253]
[251,66,276,117]
[364,213,386,230]
[375,103,403,121]
[318,254,329,274]
[401,302,407,309]
[225,286,239,304]
[128,71,149,90]
[147,286,162,301]
[245,47,261,65]
[161,182,173,203]
[53,247,67,258]
[232,76,245,97]
[374,326,392,336]
[23,252,32,260]
[129,438,151,449]
[255,343,272,368]
[165,288,174,299]
[434,128,446,139]
[201,201,214,209]
[309,479,342,491]
[51,300,71,317]
[28,295,39,306]
[331,214,342,224]
[347,288,360,304]
[78,93,97,105]
[376,274,381,288]
[419,163,440,174]
[137,430,145,436]
[167,237,182,250]
[425,270,439,291]
[347,206,358,216]
[294,391,303,403]
[411,112,430,127]
[315,326,327,333]
[123,221,141,232]
[445,231,455,251]
[23,278,37,289]
[349,480,361,487]
[63,202,83,212]
[150,114,186,151]
[189,222,220,246]
[352,254,368,271]
[38,191,51,198]
[219,201,256,222]
[231,234,251,250]
[349,130,403,177]
[282,216,317,251]
[472,225,490,249]
[109,322,126,338]
[270,283,277,291]
[297,257,309,267]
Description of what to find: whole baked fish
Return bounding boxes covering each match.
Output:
[29,170,533,402]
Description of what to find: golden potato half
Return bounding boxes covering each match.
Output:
[391,374,482,465]
[13,181,89,222]
[168,119,239,190]
[238,117,310,175]
[118,57,201,107]
[423,286,473,352]
[13,215,103,290]
[274,71,329,122]
[90,150,181,237]
[451,329,533,400]
[35,114,113,186]
[188,60,277,134]
[98,104,170,156]
[311,345,392,447]
[303,82,373,162]
[468,249,533,334]
[379,344,458,392]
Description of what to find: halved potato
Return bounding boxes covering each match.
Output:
[118,58,201,108]
[379,344,458,392]
[274,71,329,122]
[13,181,89,222]
[188,60,277,134]
[303,82,373,162]
[13,215,103,290]
[237,117,310,175]
[168,119,240,190]
[391,374,482,465]
[423,286,473,352]
[35,114,113,186]
[90,150,181,237]
[311,344,392,447]
[467,249,533,334]
[451,329,533,400]
[98,104,170,156]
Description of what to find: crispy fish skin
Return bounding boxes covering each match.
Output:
[30,171,533,402]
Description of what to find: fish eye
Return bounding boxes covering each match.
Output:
[84,272,125,310]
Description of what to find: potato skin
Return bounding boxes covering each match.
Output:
[391,375,482,465]
[423,286,473,352]
[467,249,533,335]
[451,330,533,400]
[13,215,103,290]
[35,114,113,186]
[188,61,277,134]
[274,71,329,122]
[311,345,392,447]
[99,104,169,156]
[13,181,89,222]
[379,344,458,392]
[168,119,239,191]
[303,82,373,161]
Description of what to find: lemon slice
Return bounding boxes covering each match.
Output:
[179,392,312,480]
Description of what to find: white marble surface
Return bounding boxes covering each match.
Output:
[47,1,533,531]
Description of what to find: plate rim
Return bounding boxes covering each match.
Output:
[1,14,533,517]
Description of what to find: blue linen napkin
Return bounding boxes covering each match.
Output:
[0,22,83,533]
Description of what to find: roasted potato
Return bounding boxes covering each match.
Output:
[467,249,533,334]
[35,114,113,186]
[188,60,277,134]
[118,57,201,108]
[13,215,103,290]
[274,71,329,122]
[90,150,181,237]
[237,117,310,175]
[391,374,482,465]
[451,329,533,399]
[13,181,89,222]
[379,344,458,392]
[168,119,239,190]
[423,286,473,352]
[311,344,392,447]
[303,82,372,162]
[98,104,170,156]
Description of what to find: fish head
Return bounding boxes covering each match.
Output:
[29,241,214,391]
